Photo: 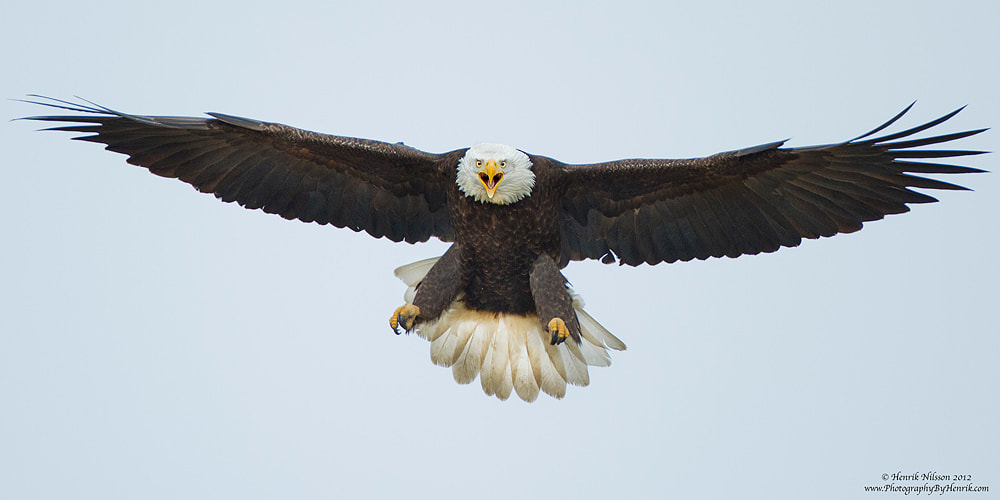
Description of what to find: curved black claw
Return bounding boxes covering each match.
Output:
[548,317,570,345]
[390,304,421,335]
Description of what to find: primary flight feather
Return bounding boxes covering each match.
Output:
[23,96,986,401]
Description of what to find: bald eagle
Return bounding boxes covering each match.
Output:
[23,96,985,401]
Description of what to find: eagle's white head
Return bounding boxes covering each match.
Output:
[456,143,535,205]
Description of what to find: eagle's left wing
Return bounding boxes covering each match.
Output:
[557,105,986,266]
[22,96,458,244]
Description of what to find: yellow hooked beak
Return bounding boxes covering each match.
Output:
[477,159,504,199]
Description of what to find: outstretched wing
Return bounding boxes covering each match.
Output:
[23,96,458,243]
[558,105,987,266]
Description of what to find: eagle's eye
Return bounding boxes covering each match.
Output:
[500,160,507,168]
[475,159,483,168]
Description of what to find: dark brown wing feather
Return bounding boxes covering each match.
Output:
[558,104,987,266]
[23,96,457,243]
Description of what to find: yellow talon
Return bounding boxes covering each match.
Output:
[390,304,421,334]
[548,317,571,345]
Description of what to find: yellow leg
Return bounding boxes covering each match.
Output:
[390,304,421,334]
[547,317,571,345]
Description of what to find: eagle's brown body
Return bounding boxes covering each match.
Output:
[448,156,562,313]
[402,154,584,355]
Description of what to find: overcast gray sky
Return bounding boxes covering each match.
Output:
[2,1,997,499]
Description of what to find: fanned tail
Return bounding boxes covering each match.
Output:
[393,257,627,402]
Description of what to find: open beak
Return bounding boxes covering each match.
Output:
[477,159,504,199]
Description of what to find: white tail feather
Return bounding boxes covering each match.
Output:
[452,323,488,384]
[526,324,566,398]
[394,257,440,286]
[393,258,627,402]
[509,324,540,402]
